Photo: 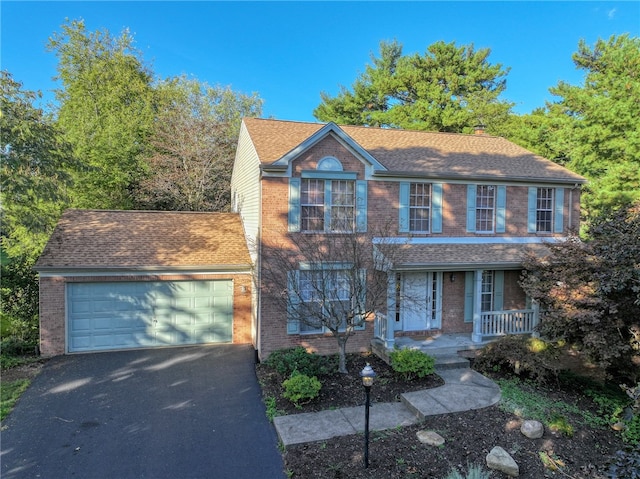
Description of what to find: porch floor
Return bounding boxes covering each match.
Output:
[371,333,495,370]
[394,333,494,356]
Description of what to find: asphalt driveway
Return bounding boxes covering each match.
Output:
[1,344,285,479]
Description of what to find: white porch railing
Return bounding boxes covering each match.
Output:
[374,312,387,340]
[480,309,538,337]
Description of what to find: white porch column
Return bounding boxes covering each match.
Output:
[531,299,540,338]
[384,273,396,349]
[472,269,484,342]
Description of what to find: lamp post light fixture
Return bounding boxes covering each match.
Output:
[360,363,376,468]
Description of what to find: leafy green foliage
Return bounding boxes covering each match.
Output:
[389,348,435,381]
[621,415,640,446]
[474,336,560,384]
[521,203,640,382]
[314,39,513,133]
[264,347,331,378]
[48,19,156,209]
[0,72,75,260]
[282,372,322,408]
[263,396,284,422]
[530,35,639,217]
[1,256,40,351]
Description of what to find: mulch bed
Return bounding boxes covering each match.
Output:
[256,352,628,479]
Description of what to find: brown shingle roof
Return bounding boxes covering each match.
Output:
[35,210,252,271]
[243,118,585,183]
[383,242,551,270]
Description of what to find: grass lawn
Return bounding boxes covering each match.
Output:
[1,378,31,421]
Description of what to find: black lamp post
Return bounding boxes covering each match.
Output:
[360,363,376,469]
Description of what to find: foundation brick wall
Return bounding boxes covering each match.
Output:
[257,137,580,359]
[38,273,253,357]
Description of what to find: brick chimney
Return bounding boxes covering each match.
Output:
[474,124,486,135]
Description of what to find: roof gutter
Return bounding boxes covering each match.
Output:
[372,170,587,185]
[35,264,253,276]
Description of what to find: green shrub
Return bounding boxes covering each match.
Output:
[622,414,640,446]
[264,346,329,377]
[282,372,322,408]
[389,348,435,381]
[474,335,559,383]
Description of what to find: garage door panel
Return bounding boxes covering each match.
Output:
[67,280,233,352]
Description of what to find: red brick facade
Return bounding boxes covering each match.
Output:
[254,135,581,360]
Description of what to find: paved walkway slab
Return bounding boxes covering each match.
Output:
[274,368,501,446]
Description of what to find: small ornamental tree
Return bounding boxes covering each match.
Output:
[260,228,401,374]
[520,202,640,382]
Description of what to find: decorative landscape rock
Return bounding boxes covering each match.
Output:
[521,420,544,439]
[486,446,520,477]
[416,430,445,446]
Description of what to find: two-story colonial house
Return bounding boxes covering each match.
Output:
[231,118,586,361]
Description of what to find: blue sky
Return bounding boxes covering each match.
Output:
[2,1,639,122]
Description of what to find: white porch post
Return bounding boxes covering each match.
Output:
[472,269,484,342]
[384,273,396,349]
[531,299,540,338]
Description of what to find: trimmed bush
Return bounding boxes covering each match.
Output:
[264,346,329,377]
[389,348,435,381]
[474,335,560,383]
[282,372,322,408]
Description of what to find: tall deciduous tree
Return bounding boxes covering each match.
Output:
[542,35,639,218]
[520,202,640,382]
[1,72,77,345]
[47,19,156,209]
[135,77,263,211]
[314,40,513,134]
[1,71,76,259]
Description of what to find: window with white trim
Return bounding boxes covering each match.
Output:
[300,178,355,232]
[301,179,325,232]
[298,268,352,334]
[536,187,554,233]
[330,180,355,231]
[409,183,431,232]
[476,185,496,233]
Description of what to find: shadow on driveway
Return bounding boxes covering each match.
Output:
[1,344,285,479]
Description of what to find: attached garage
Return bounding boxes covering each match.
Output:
[35,210,253,356]
[67,280,233,352]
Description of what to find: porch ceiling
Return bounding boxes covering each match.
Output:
[378,242,551,271]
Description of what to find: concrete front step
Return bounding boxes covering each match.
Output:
[371,339,470,370]
[433,355,469,370]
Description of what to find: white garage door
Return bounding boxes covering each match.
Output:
[67,280,233,352]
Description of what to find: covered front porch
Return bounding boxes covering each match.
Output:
[373,305,540,354]
[371,239,546,359]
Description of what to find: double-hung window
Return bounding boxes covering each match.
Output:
[289,266,365,335]
[291,177,366,233]
[409,183,431,233]
[475,185,496,233]
[300,179,355,232]
[527,187,565,234]
[301,179,325,232]
[330,180,355,232]
[467,184,506,233]
[535,187,554,233]
[399,182,442,233]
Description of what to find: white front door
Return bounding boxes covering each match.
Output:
[401,272,442,331]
